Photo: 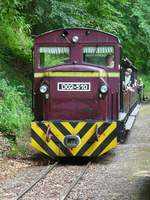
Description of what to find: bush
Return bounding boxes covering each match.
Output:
[0,1,33,144]
[0,75,32,135]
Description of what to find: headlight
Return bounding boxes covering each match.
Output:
[72,35,79,43]
[100,84,108,93]
[40,84,48,93]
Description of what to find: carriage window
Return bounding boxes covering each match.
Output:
[39,47,70,68]
[83,46,114,68]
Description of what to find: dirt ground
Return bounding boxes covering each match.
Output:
[0,102,150,200]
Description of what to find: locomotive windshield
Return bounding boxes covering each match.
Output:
[83,46,114,68]
[39,47,70,68]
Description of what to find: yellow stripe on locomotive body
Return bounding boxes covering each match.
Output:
[34,71,120,78]
[31,121,118,158]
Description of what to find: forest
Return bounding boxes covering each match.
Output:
[0,0,150,155]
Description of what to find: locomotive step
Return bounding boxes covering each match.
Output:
[125,116,136,130]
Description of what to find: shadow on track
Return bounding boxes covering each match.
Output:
[133,176,150,200]
[28,149,117,166]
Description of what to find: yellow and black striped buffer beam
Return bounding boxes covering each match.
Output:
[31,121,118,158]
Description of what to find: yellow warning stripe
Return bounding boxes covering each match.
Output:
[60,121,86,135]
[31,138,48,156]
[69,123,97,155]
[99,137,117,155]
[32,122,65,156]
[34,71,120,78]
[45,122,65,142]
[70,122,104,155]
[83,123,116,156]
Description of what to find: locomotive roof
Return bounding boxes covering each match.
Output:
[34,28,121,44]
[121,58,137,71]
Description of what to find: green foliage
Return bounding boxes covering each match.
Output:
[0,0,33,137]
[140,74,150,96]
[19,0,91,34]
[0,73,32,134]
[0,20,32,63]
[1,0,150,74]
[8,143,30,158]
[16,0,150,74]
[0,0,32,70]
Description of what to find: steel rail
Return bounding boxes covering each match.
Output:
[14,161,58,200]
[60,161,91,200]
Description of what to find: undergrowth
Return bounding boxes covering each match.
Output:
[0,72,32,136]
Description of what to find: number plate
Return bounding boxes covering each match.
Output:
[57,82,91,91]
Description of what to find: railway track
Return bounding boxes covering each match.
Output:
[14,160,91,200]
[60,161,91,200]
[14,161,58,200]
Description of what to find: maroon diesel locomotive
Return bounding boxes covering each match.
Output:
[31,28,139,158]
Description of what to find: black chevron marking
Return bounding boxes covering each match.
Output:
[76,131,97,156]
[77,123,94,138]
[98,123,110,135]
[69,121,79,128]
[31,130,56,158]
[38,122,47,132]
[76,123,114,156]
[38,123,72,156]
[91,129,117,157]
[53,122,71,136]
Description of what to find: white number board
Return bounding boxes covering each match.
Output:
[57,82,91,91]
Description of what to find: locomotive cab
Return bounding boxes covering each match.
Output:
[31,28,138,158]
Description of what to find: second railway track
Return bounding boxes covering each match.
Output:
[14,161,59,200]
